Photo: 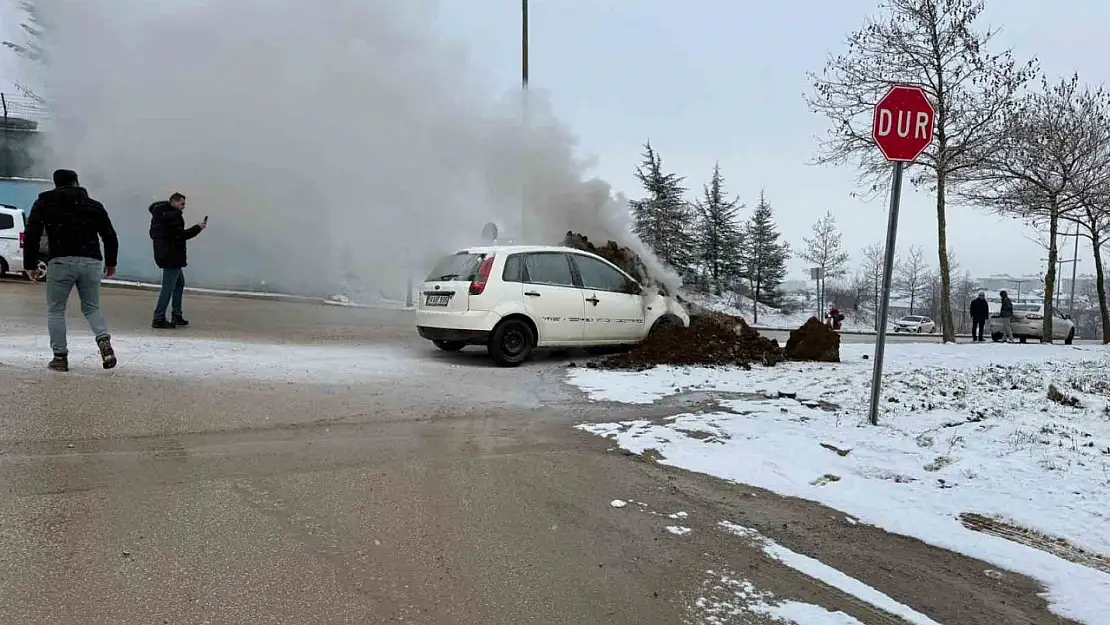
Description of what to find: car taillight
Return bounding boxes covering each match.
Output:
[1026,314,1043,320]
[469,255,496,295]
[18,232,24,249]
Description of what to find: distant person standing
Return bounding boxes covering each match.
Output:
[997,290,1015,343]
[149,192,207,328]
[969,291,990,342]
[23,168,119,371]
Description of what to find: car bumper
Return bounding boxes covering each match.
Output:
[990,319,1042,336]
[415,309,502,344]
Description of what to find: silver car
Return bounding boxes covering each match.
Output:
[892,315,936,333]
[990,303,1076,344]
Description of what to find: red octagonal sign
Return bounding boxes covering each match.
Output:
[872,85,935,162]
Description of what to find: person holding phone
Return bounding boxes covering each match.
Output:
[149,192,207,329]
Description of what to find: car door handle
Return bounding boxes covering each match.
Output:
[525,291,541,297]
[586,296,600,305]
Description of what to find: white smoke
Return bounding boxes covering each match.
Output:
[25,0,679,299]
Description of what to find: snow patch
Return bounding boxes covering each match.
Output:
[609,499,628,509]
[689,569,864,625]
[720,521,942,625]
[665,525,691,536]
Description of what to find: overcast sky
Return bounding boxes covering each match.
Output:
[3,0,1108,282]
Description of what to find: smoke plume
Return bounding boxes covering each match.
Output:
[27,0,678,300]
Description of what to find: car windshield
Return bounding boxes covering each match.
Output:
[900,316,922,322]
[1014,304,1041,312]
[425,252,485,282]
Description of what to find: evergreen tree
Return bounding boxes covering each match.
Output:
[2,0,47,103]
[693,163,743,292]
[740,190,790,323]
[630,141,696,276]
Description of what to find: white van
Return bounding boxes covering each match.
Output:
[0,204,26,276]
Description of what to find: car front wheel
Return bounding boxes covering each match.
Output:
[488,318,534,367]
[1065,328,1075,345]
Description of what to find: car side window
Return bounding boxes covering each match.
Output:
[0,213,13,230]
[523,252,575,287]
[502,254,523,283]
[571,254,631,292]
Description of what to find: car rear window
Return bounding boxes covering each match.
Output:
[425,252,485,282]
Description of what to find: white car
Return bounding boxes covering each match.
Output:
[892,315,936,333]
[991,303,1076,344]
[0,204,26,276]
[415,245,691,366]
[0,204,47,279]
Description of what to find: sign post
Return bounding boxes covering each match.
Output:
[867,84,935,426]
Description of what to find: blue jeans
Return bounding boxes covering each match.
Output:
[46,257,111,356]
[153,268,185,320]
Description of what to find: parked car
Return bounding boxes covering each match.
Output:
[892,315,936,333]
[990,303,1076,344]
[415,245,690,366]
[0,204,26,277]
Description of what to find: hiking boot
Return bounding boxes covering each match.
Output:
[152,318,176,329]
[48,355,69,371]
[171,314,189,327]
[97,337,117,370]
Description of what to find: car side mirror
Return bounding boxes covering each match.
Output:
[1064,314,1072,320]
[626,280,643,295]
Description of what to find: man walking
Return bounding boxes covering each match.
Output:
[23,169,119,371]
[969,291,990,342]
[997,290,1015,343]
[149,192,207,328]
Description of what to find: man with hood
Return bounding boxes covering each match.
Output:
[149,192,207,329]
[969,291,990,342]
[23,168,119,371]
[997,290,1015,343]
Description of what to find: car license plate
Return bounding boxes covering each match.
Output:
[425,294,451,307]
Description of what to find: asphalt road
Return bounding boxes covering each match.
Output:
[0,280,1078,624]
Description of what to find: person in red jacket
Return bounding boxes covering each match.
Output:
[826,307,844,330]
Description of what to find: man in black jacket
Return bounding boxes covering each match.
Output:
[149,192,207,328]
[969,291,990,342]
[23,169,119,371]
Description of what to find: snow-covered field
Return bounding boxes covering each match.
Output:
[686,292,869,331]
[569,343,1110,624]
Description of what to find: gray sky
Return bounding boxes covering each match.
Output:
[3,0,1108,282]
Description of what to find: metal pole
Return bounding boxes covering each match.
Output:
[1069,225,1080,316]
[868,161,905,426]
[520,0,529,243]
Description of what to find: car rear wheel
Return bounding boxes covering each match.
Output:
[1065,328,1075,345]
[0,257,8,276]
[991,332,1002,342]
[488,318,534,367]
[433,340,466,352]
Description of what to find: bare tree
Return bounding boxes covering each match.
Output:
[894,245,930,314]
[959,75,1110,342]
[801,210,851,314]
[858,242,901,329]
[1067,190,1110,343]
[806,0,1037,342]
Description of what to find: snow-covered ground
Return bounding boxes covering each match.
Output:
[0,333,418,382]
[102,279,413,310]
[686,292,870,331]
[569,343,1110,625]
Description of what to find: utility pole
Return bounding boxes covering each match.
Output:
[520,0,530,243]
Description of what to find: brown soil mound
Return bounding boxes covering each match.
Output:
[785,317,841,362]
[562,232,655,289]
[589,314,785,370]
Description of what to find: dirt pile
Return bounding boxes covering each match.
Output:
[562,232,655,289]
[785,317,841,362]
[589,313,786,370]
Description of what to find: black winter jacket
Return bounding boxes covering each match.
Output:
[969,297,990,321]
[149,201,201,269]
[999,296,1014,318]
[23,186,118,270]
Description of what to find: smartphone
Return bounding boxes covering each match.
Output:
[203,215,209,222]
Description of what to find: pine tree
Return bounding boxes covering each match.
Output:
[630,141,696,276]
[740,190,790,323]
[693,163,743,292]
[2,0,47,103]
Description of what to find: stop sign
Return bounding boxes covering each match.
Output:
[872,85,935,162]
